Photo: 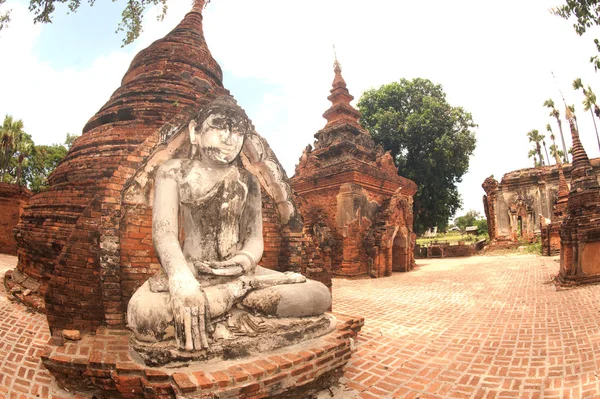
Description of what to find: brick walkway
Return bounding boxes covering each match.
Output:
[2,254,600,398]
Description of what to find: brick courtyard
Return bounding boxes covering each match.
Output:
[2,253,600,398]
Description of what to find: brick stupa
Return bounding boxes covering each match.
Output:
[541,158,569,255]
[291,58,417,278]
[11,0,225,333]
[558,108,600,284]
[7,3,363,398]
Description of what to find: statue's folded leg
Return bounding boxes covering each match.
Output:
[242,267,331,318]
[127,281,174,343]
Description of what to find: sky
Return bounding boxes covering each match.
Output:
[1,0,600,220]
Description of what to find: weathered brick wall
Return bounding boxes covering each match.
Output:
[260,188,281,271]
[15,4,226,333]
[558,127,600,285]
[0,183,31,255]
[482,159,600,242]
[291,63,417,279]
[120,205,160,308]
[444,244,475,258]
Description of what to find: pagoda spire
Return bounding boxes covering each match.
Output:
[193,0,207,11]
[565,106,599,193]
[563,106,600,218]
[322,50,362,130]
[553,156,569,219]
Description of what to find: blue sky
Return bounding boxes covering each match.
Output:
[1,0,600,219]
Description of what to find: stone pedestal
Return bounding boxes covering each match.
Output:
[41,313,363,399]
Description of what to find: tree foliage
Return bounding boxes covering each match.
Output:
[552,0,600,69]
[0,0,10,31]
[454,210,480,234]
[0,115,75,192]
[24,143,67,192]
[1,0,175,46]
[357,78,477,234]
[526,129,546,166]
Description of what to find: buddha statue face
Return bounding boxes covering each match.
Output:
[189,96,251,165]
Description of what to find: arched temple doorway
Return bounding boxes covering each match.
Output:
[392,227,409,272]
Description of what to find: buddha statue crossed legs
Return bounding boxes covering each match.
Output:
[127,96,331,353]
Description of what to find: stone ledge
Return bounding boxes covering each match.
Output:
[41,313,364,398]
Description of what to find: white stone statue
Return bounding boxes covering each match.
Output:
[127,96,331,354]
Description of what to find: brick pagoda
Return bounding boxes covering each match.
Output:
[481,158,600,251]
[6,3,361,396]
[0,183,31,255]
[558,108,600,284]
[291,58,417,278]
[12,0,226,332]
[540,158,569,256]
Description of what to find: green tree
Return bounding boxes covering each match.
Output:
[474,218,489,237]
[549,143,565,162]
[572,78,600,151]
[543,98,569,163]
[0,115,73,191]
[0,0,178,46]
[552,0,600,70]
[546,124,558,164]
[64,132,78,149]
[0,0,9,31]
[526,129,546,166]
[528,149,539,168]
[454,210,480,234]
[24,143,67,192]
[357,78,477,234]
[0,114,31,184]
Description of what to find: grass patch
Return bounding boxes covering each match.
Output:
[417,232,488,246]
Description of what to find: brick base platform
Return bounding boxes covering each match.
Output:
[40,314,363,399]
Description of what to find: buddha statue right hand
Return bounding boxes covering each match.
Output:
[168,272,209,351]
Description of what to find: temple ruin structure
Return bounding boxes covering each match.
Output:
[482,158,600,250]
[291,59,417,278]
[0,183,31,255]
[557,111,600,285]
[6,2,361,397]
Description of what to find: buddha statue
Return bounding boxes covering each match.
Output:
[127,96,331,354]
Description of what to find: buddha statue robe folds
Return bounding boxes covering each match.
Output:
[126,95,332,365]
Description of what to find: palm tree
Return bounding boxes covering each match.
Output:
[546,124,557,164]
[0,115,26,183]
[568,104,579,132]
[544,98,569,163]
[549,143,564,161]
[527,129,545,166]
[542,137,550,166]
[528,149,539,168]
[574,78,600,152]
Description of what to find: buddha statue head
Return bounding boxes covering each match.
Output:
[188,95,252,165]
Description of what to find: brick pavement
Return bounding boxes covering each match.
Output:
[3,253,600,398]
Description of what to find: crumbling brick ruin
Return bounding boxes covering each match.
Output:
[7,1,329,333]
[291,59,417,278]
[557,112,600,285]
[482,158,600,251]
[0,183,31,255]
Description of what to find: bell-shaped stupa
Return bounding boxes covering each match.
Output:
[13,0,225,333]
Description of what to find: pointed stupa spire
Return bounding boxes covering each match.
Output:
[565,105,599,192]
[553,155,569,218]
[192,0,207,11]
[562,105,600,218]
[321,49,361,130]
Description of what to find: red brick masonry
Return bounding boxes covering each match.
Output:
[41,313,363,398]
[0,183,31,255]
